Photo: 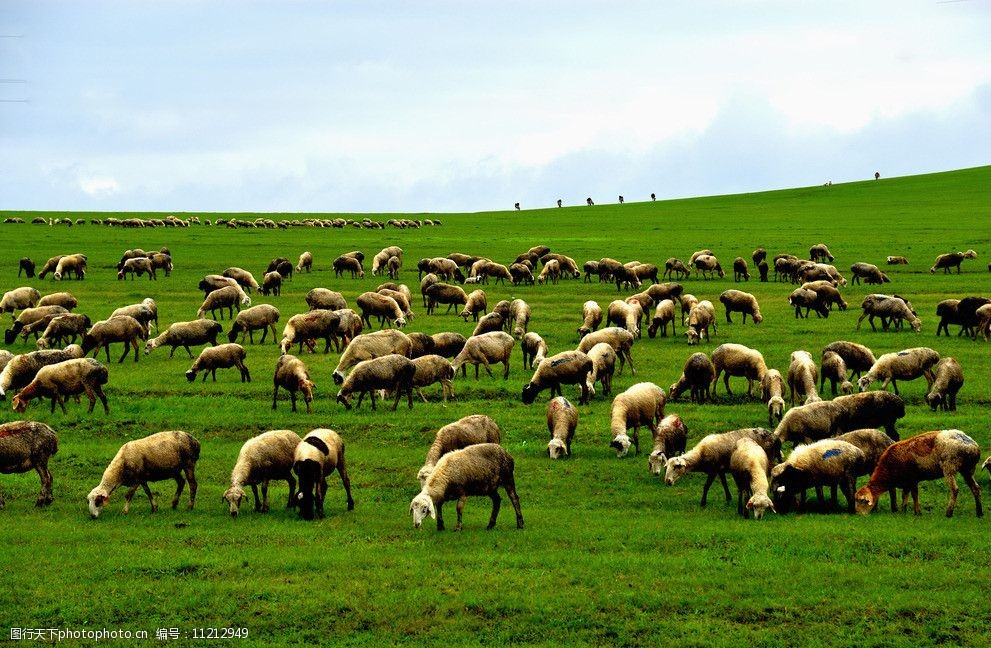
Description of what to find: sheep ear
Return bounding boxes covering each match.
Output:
[745,500,753,510]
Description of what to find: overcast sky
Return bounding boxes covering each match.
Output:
[2,1,989,214]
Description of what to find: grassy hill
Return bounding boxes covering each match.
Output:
[1,166,990,646]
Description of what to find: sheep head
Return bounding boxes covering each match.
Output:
[664,456,689,485]
[768,396,785,423]
[746,493,776,520]
[521,383,540,405]
[857,375,874,392]
[610,434,632,458]
[336,391,353,410]
[854,485,880,515]
[87,488,110,519]
[11,394,29,413]
[547,439,568,460]
[223,486,244,517]
[409,493,435,529]
[909,317,922,333]
[185,369,197,382]
[685,327,700,346]
[648,451,667,476]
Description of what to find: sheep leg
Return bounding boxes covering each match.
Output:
[290,391,298,412]
[478,359,494,379]
[286,474,298,509]
[887,488,898,513]
[258,482,270,512]
[316,478,327,519]
[370,389,377,410]
[250,484,262,512]
[83,384,98,413]
[272,385,280,410]
[435,502,445,530]
[909,486,921,515]
[416,387,429,404]
[963,470,982,517]
[700,472,718,507]
[35,464,53,506]
[122,484,141,513]
[625,351,636,376]
[723,373,732,395]
[944,472,960,517]
[103,344,111,363]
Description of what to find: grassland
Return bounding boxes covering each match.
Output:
[1,166,990,646]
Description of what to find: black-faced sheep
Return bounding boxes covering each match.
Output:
[451,331,514,380]
[647,414,688,476]
[760,368,786,425]
[925,357,963,412]
[577,327,636,375]
[335,353,415,410]
[409,443,523,531]
[521,350,592,405]
[669,352,715,404]
[223,429,301,516]
[729,437,774,519]
[293,428,354,519]
[0,420,58,509]
[787,350,820,406]
[664,427,781,507]
[331,330,412,384]
[87,430,200,518]
[412,354,455,403]
[417,414,502,486]
[577,300,603,338]
[521,332,548,370]
[719,289,762,324]
[930,250,977,274]
[609,382,666,457]
[185,343,250,382]
[774,391,905,446]
[547,397,578,459]
[711,343,767,398]
[770,439,864,513]
[857,347,940,395]
[855,430,982,517]
[685,300,716,345]
[272,354,315,413]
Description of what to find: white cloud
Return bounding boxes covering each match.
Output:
[78,176,120,197]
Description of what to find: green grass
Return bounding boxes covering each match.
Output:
[1,165,991,646]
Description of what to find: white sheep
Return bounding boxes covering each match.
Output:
[857,347,940,395]
[577,300,603,338]
[546,396,578,459]
[0,286,41,317]
[819,350,854,396]
[197,285,245,320]
[11,357,110,415]
[145,319,223,358]
[223,429,301,516]
[770,439,864,513]
[729,437,775,519]
[331,330,412,384]
[409,443,524,531]
[0,345,85,399]
[609,382,666,457]
[0,420,59,509]
[87,430,200,518]
[521,350,592,405]
[584,342,617,398]
[272,354,315,413]
[647,414,688,476]
[646,299,677,338]
[293,428,355,519]
[451,331,515,380]
[710,343,767,398]
[607,299,641,338]
[185,343,250,382]
[335,354,416,410]
[509,299,531,339]
[459,290,488,322]
[925,357,964,411]
[760,368,786,425]
[685,300,716,345]
[787,350,820,406]
[577,327,636,376]
[417,414,502,486]
[412,354,456,403]
[521,332,548,370]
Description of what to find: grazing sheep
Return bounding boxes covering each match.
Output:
[223,267,260,292]
[583,260,600,283]
[752,248,767,266]
[37,291,78,310]
[770,439,864,513]
[930,250,977,274]
[409,443,523,531]
[799,262,846,286]
[733,257,750,282]
[117,256,155,281]
[260,271,282,297]
[857,347,940,395]
[577,300,603,338]
[509,299,530,338]
[426,283,469,315]
[336,354,415,410]
[111,298,158,335]
[729,437,775,519]
[537,259,561,285]
[800,281,847,312]
[81,316,144,364]
[647,414,688,475]
[521,350,592,405]
[577,327,636,375]
[17,258,36,279]
[371,246,403,276]
[819,350,853,396]
[809,243,835,263]
[679,293,699,326]
[925,357,963,412]
[1,287,41,317]
[412,354,455,403]
[0,420,58,509]
[296,251,313,273]
[887,256,909,265]
[293,428,355,519]
[87,431,200,518]
[719,289,762,324]
[607,299,642,338]
[459,290,488,322]
[145,319,223,358]
[757,260,769,282]
[685,300,716,345]
[693,254,724,280]
[5,305,68,344]
[954,296,991,340]
[584,342,617,398]
[788,287,829,319]
[850,262,889,285]
[197,285,244,320]
[935,299,967,337]
[333,255,365,279]
[0,345,84,399]
[609,382,666,457]
[646,299,677,338]
[509,263,535,286]
[305,288,347,311]
[546,397,578,459]
[280,309,343,355]
[855,430,982,517]
[223,429,301,516]
[760,369,786,425]
[52,253,87,281]
[688,249,714,266]
[774,391,905,446]
[787,350,820,406]
[272,354,315,413]
[185,343,250,382]
[36,255,63,280]
[521,332,548,370]
[419,273,440,308]
[356,291,406,329]
[426,332,465,361]
[857,294,921,332]
[669,352,715,404]
[451,331,515,380]
[977,303,991,341]
[664,258,691,280]
[471,311,504,337]
[14,309,70,345]
[711,343,767,398]
[836,428,898,512]
[418,415,502,486]
[331,330,412,384]
[822,341,876,380]
[226,304,280,346]
[664,427,781,507]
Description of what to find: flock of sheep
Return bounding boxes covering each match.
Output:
[1,239,989,528]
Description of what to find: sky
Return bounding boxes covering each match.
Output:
[1,1,989,214]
